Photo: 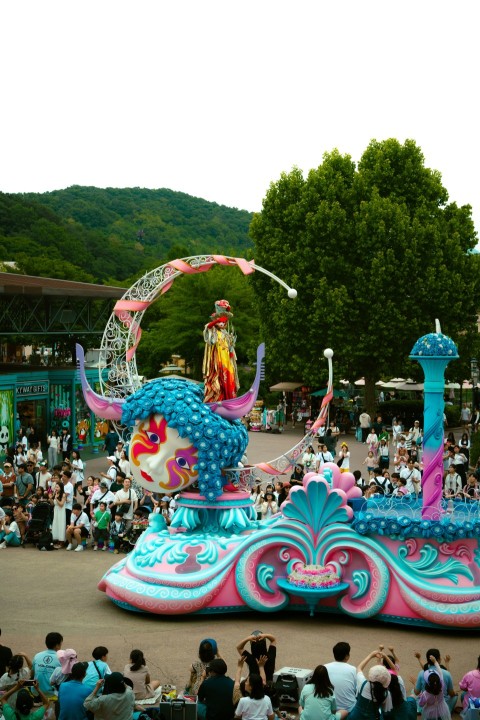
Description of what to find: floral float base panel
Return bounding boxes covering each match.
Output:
[99,474,480,628]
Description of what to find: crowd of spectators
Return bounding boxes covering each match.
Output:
[1,629,476,720]
[0,437,175,552]
[1,411,480,550]
[250,414,479,509]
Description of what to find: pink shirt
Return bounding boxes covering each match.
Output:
[459,669,480,708]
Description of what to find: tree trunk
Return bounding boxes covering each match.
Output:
[364,376,376,417]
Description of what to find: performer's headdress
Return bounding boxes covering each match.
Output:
[207,299,233,328]
[211,299,233,320]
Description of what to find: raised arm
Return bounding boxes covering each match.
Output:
[381,652,396,672]
[17,651,33,671]
[0,681,22,704]
[413,651,424,670]
[258,633,276,645]
[387,646,399,665]
[236,635,255,655]
[357,651,381,673]
[257,655,268,685]
[233,656,245,705]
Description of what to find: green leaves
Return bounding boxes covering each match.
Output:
[251,138,480,405]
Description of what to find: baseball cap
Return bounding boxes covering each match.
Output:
[107,456,116,462]
[368,665,391,688]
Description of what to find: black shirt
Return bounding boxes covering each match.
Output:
[198,675,235,720]
[0,643,13,676]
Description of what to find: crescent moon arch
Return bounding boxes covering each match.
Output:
[98,254,296,399]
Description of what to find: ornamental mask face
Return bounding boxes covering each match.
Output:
[130,413,198,494]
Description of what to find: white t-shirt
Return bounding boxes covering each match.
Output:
[324,661,357,711]
[445,472,462,494]
[48,436,60,451]
[400,467,421,494]
[359,413,371,429]
[6,520,21,540]
[338,450,350,470]
[316,450,333,468]
[37,470,52,490]
[114,487,138,520]
[461,407,471,421]
[104,465,117,488]
[235,695,273,720]
[64,481,74,510]
[72,459,84,482]
[72,511,91,532]
[91,488,115,507]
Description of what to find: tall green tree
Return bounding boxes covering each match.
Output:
[250,139,479,412]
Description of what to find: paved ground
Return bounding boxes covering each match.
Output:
[1,424,477,699]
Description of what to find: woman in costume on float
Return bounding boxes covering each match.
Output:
[203,300,239,403]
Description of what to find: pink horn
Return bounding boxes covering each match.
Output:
[76,343,125,421]
[208,343,265,420]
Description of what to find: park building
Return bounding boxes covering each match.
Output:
[0,272,124,458]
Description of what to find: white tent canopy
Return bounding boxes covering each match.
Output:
[269,382,303,392]
[345,377,477,391]
[396,381,424,391]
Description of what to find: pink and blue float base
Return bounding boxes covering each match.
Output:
[99,472,480,629]
[94,323,480,628]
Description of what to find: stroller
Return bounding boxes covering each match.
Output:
[23,503,52,547]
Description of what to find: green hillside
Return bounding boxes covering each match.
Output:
[0,186,253,284]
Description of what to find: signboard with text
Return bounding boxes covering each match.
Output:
[16,383,49,397]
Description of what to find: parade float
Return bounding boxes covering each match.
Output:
[77,255,480,628]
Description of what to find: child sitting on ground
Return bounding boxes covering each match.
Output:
[417,657,450,720]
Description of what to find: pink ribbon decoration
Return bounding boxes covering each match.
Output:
[114,299,152,362]
[311,389,333,433]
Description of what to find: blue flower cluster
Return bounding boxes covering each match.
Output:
[122,377,248,500]
[411,332,458,358]
[353,513,480,541]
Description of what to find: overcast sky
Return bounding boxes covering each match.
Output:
[1,0,479,238]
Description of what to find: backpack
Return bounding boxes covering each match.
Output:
[37,530,54,551]
[273,673,299,704]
